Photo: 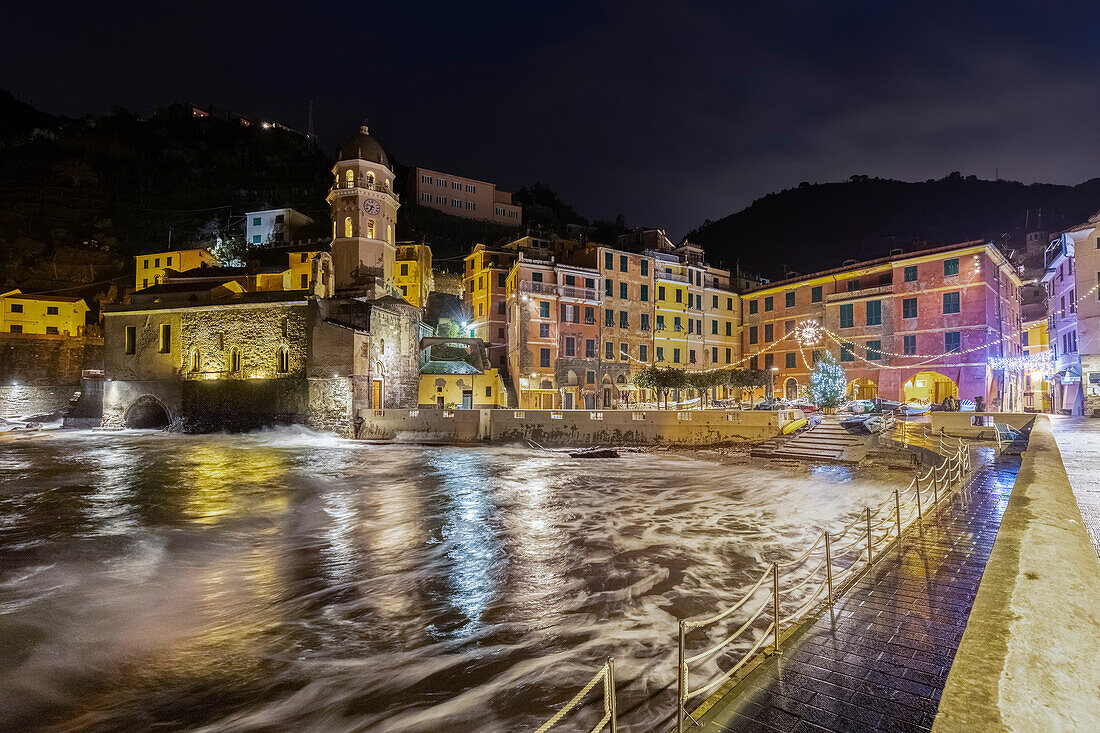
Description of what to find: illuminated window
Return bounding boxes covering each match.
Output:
[367,219,375,238]
[230,347,241,372]
[159,324,171,353]
[344,169,354,184]
[276,346,290,373]
[366,171,374,185]
[190,348,201,372]
[344,217,353,238]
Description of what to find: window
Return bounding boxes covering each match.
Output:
[712,347,719,363]
[786,352,796,368]
[689,350,697,364]
[605,309,614,327]
[749,326,758,344]
[620,255,628,272]
[764,353,773,370]
[902,298,917,319]
[605,342,614,359]
[673,348,681,364]
[159,324,171,353]
[498,273,507,288]
[944,258,959,277]
[764,324,773,342]
[344,217,353,237]
[640,284,649,301]
[620,342,629,360]
[725,322,732,337]
[540,348,551,368]
[230,347,241,372]
[727,298,733,310]
[400,264,409,276]
[585,306,595,324]
[619,311,629,329]
[586,339,596,358]
[252,235,262,244]
[785,291,795,308]
[641,260,649,276]
[125,326,136,355]
[276,346,290,373]
[839,304,854,328]
[605,279,613,297]
[945,332,961,353]
[764,296,773,312]
[532,272,543,283]
[903,335,916,355]
[688,319,694,334]
[674,316,682,332]
[300,253,308,263]
[656,347,664,362]
[9,325,21,333]
[143,279,148,289]
[750,356,758,370]
[539,301,549,318]
[847,279,860,292]
[46,326,59,335]
[656,315,665,331]
[605,252,613,269]
[46,306,58,316]
[587,370,595,384]
[143,259,149,269]
[713,295,719,309]
[301,273,309,289]
[540,323,550,338]
[866,300,882,326]
[658,286,665,301]
[620,282,628,299]
[640,345,648,361]
[866,340,881,360]
[725,348,732,363]
[712,320,718,335]
[943,292,960,314]
[641,313,650,331]
[811,286,822,303]
[840,343,854,361]
[675,289,682,303]
[564,337,575,357]
[785,319,795,335]
[10,303,22,313]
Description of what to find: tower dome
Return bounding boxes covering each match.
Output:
[338,125,389,168]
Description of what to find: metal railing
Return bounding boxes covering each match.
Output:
[674,437,972,732]
[535,657,617,733]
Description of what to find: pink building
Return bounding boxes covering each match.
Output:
[743,241,1023,409]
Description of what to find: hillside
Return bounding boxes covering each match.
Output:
[687,174,1100,279]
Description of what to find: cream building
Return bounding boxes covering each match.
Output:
[411,167,521,225]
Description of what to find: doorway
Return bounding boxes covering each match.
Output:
[461,390,473,409]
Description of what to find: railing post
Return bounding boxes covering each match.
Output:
[915,477,923,524]
[894,489,902,538]
[772,562,781,652]
[866,507,873,567]
[934,464,941,500]
[676,622,686,733]
[607,657,617,733]
[824,531,834,607]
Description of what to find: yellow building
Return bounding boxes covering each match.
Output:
[286,247,327,291]
[653,257,703,367]
[135,247,218,290]
[396,243,434,307]
[418,367,507,409]
[463,243,517,369]
[1,289,89,335]
[1022,317,1052,412]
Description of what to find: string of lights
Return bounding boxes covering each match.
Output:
[821,330,969,370]
[987,351,1056,373]
[805,322,1013,360]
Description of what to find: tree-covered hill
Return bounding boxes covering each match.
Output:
[687,173,1100,279]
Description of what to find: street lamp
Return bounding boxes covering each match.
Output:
[769,366,779,400]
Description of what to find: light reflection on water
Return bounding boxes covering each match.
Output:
[0,429,912,732]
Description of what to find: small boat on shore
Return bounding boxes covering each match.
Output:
[568,447,620,458]
[903,400,930,416]
[782,416,808,434]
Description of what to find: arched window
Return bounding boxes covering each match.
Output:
[378,338,385,355]
[344,217,353,238]
[332,221,336,238]
[366,171,375,185]
[230,347,241,373]
[276,346,289,373]
[344,169,354,185]
[387,224,393,244]
[190,348,201,372]
[367,219,375,238]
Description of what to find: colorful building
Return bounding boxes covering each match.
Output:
[135,247,218,290]
[410,167,522,225]
[743,241,1023,409]
[1021,317,1051,412]
[417,337,507,409]
[0,290,89,336]
[395,242,434,307]
[463,243,517,371]
[592,244,655,404]
[244,208,314,246]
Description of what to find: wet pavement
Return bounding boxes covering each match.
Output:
[1048,416,1100,558]
[697,451,1020,733]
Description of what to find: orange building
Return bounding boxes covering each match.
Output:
[463,243,517,370]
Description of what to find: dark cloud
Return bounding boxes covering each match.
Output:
[3,1,1098,236]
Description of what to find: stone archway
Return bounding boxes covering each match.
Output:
[846,377,878,400]
[784,377,799,400]
[123,395,171,428]
[904,371,958,405]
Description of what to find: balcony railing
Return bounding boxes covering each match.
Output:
[517,280,598,300]
[657,271,690,284]
[332,179,399,201]
[825,284,893,303]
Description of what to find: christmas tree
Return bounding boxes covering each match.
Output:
[810,351,846,408]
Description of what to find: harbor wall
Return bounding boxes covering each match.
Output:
[355,408,796,445]
[930,411,1036,438]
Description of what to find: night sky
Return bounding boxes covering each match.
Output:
[4,2,1100,237]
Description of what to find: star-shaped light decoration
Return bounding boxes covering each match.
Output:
[796,319,822,347]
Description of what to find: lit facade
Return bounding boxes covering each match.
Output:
[411,167,522,225]
[743,241,1023,409]
[135,247,218,290]
[1021,317,1051,412]
[395,243,434,307]
[463,243,517,370]
[245,208,314,246]
[0,290,89,336]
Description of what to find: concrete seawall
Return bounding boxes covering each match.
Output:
[933,416,1100,732]
[356,407,799,445]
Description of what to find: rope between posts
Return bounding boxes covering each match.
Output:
[684,565,772,629]
[777,533,826,569]
[684,596,771,666]
[687,622,775,700]
[534,663,609,733]
[778,554,827,596]
[782,577,828,625]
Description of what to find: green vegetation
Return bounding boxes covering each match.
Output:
[633,366,769,408]
[809,352,846,408]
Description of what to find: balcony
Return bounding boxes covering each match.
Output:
[517,280,599,301]
[560,285,599,301]
[657,271,689,284]
[519,281,559,296]
[331,179,399,201]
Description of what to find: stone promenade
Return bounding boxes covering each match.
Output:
[696,450,1019,733]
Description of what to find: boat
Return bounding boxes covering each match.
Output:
[903,400,930,416]
[839,412,893,434]
[568,447,619,458]
[782,416,808,434]
[840,413,873,432]
[844,399,875,414]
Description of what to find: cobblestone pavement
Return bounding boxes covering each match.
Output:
[1048,416,1100,559]
[697,452,1019,733]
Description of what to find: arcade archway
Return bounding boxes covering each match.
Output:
[784,378,799,400]
[124,396,171,428]
[846,378,878,400]
[904,371,958,404]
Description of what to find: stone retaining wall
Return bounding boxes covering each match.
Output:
[0,385,77,420]
[356,407,794,445]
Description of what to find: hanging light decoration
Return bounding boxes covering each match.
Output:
[988,350,1055,376]
[795,319,822,346]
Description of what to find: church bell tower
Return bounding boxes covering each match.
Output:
[326,125,400,295]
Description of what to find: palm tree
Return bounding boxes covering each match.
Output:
[52,159,99,187]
